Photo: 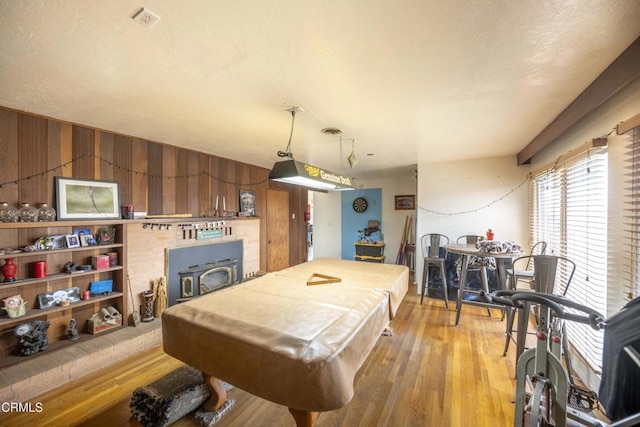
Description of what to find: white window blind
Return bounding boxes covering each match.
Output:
[622,124,640,300]
[530,145,607,370]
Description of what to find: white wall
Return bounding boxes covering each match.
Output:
[415,155,530,291]
[312,190,342,259]
[312,172,417,266]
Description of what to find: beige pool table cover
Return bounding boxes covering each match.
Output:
[162,258,409,412]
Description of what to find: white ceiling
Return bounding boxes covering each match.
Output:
[1,1,639,179]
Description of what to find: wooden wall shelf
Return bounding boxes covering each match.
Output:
[0,221,128,364]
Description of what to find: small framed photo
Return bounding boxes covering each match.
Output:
[80,234,97,247]
[239,190,256,216]
[73,228,91,237]
[96,227,116,245]
[65,234,81,248]
[394,195,415,210]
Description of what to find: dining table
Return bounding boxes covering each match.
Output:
[445,242,524,326]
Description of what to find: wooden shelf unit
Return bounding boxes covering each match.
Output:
[0,221,128,365]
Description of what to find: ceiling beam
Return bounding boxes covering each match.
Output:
[517,36,640,165]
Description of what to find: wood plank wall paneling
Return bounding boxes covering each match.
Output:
[0,106,309,273]
[187,150,199,215]
[147,142,163,215]
[131,138,148,213]
[114,135,132,205]
[198,153,211,216]
[58,122,72,178]
[72,125,95,179]
[0,109,18,204]
[18,114,48,205]
[175,149,189,214]
[98,131,114,181]
[45,121,63,200]
[162,145,176,214]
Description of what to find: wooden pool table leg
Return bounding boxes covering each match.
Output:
[202,373,228,412]
[289,408,318,427]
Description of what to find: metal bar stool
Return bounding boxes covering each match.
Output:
[505,241,547,290]
[420,233,450,308]
[457,235,491,316]
[505,255,576,362]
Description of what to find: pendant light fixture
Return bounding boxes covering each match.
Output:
[348,139,358,168]
[269,108,355,191]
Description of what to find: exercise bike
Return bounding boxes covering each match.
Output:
[486,290,640,427]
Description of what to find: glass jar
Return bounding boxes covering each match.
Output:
[18,203,38,222]
[0,202,18,222]
[38,203,56,222]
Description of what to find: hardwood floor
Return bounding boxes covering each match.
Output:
[1,284,519,426]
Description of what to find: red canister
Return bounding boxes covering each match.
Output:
[122,205,135,219]
[33,261,47,278]
[82,290,90,300]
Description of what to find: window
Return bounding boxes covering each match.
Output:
[622,122,640,300]
[530,143,607,370]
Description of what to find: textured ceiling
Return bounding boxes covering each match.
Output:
[1,1,639,179]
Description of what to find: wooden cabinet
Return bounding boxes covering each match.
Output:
[0,221,128,368]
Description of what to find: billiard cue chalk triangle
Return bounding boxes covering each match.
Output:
[307,273,342,286]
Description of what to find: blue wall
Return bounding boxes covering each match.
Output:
[341,188,382,260]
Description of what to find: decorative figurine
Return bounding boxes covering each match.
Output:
[15,320,50,356]
[152,276,168,318]
[2,294,27,318]
[67,318,79,340]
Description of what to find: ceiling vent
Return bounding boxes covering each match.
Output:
[132,7,161,27]
[321,128,342,135]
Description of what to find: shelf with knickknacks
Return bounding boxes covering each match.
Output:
[0,202,56,223]
[0,218,128,368]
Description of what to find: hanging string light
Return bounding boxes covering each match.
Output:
[0,153,269,188]
[418,174,530,216]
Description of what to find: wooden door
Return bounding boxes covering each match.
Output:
[266,189,289,272]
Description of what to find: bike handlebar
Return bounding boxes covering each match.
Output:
[485,290,604,330]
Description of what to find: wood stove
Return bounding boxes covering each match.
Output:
[166,241,244,306]
[177,259,238,303]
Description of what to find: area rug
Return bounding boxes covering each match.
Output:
[130,365,234,427]
[195,399,236,426]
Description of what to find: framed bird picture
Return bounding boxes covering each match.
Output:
[55,177,120,220]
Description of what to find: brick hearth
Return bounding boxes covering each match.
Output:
[0,321,161,403]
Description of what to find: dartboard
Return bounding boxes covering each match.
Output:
[352,197,368,213]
